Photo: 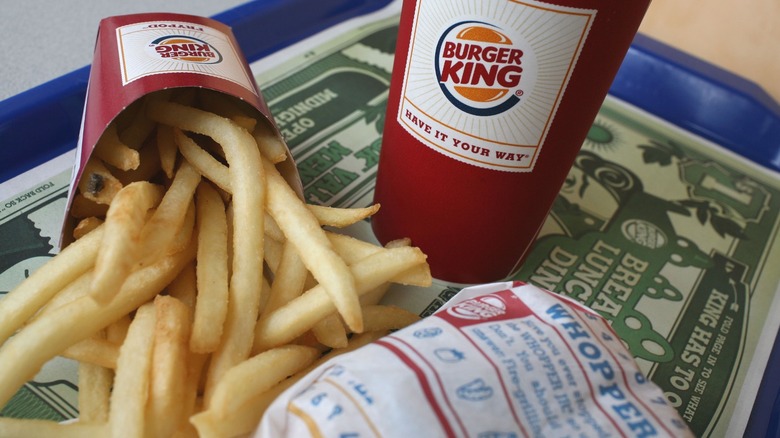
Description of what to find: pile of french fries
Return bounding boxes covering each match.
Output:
[0,89,431,438]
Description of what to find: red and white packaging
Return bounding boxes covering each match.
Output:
[61,12,300,245]
[255,282,693,437]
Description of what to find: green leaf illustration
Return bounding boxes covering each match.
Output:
[710,214,749,239]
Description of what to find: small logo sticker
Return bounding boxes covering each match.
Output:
[621,219,667,249]
[446,294,507,321]
[116,20,255,93]
[147,35,222,64]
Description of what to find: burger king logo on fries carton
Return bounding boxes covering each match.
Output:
[148,35,223,64]
[61,12,302,245]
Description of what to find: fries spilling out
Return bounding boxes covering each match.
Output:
[0,88,431,438]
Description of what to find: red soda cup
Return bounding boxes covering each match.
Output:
[372,0,651,284]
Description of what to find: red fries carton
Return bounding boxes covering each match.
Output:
[62,13,301,246]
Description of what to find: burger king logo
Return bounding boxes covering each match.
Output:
[396,0,595,172]
[446,294,507,320]
[435,21,524,116]
[148,35,222,64]
[117,20,256,93]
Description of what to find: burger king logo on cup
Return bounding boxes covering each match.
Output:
[148,35,223,64]
[435,22,524,116]
[396,0,595,172]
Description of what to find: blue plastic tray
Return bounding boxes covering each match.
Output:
[0,0,393,184]
[1,0,779,435]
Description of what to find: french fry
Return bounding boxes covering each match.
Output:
[263,235,284,275]
[253,119,288,164]
[198,88,257,132]
[139,161,201,264]
[312,313,349,348]
[175,352,209,438]
[311,330,391,371]
[0,418,109,438]
[112,141,162,186]
[119,97,158,149]
[90,181,164,303]
[69,194,109,219]
[327,231,380,263]
[259,276,273,320]
[253,246,427,352]
[30,272,92,323]
[203,259,266,405]
[93,122,141,171]
[174,128,232,193]
[328,231,433,286]
[147,296,192,438]
[157,124,178,179]
[262,240,308,316]
[190,182,229,353]
[225,200,235,278]
[109,302,156,438]
[263,211,284,242]
[187,410,234,438]
[78,158,123,205]
[262,156,362,332]
[78,360,113,423]
[360,283,391,307]
[0,241,195,408]
[106,314,132,344]
[360,305,421,332]
[0,225,103,345]
[187,370,294,438]
[204,345,319,418]
[73,216,104,240]
[61,337,119,369]
[384,237,413,250]
[77,329,112,423]
[167,262,197,310]
[170,202,197,257]
[308,203,380,228]
[147,100,268,399]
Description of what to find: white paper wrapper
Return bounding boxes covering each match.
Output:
[254,281,693,437]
